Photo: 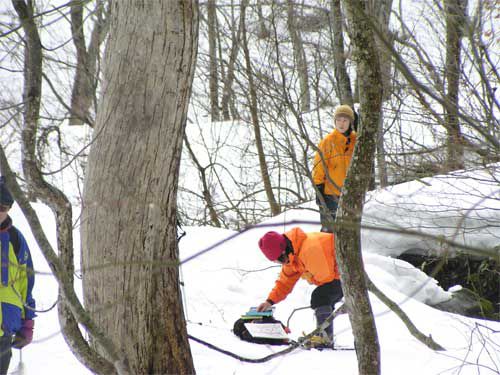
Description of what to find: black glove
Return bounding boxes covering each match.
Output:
[315,184,325,205]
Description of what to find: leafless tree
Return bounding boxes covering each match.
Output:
[2,0,498,373]
[241,0,280,216]
[81,1,198,374]
[206,0,221,121]
[6,1,123,373]
[384,0,498,178]
[69,0,109,126]
[329,0,353,106]
[184,133,222,227]
[444,0,467,171]
[334,1,383,373]
[286,0,311,112]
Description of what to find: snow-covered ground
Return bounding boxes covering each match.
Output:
[5,167,500,374]
[362,165,500,257]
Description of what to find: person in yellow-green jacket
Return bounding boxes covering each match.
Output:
[312,105,357,232]
[0,177,36,374]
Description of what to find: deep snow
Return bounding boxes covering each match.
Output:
[5,168,500,375]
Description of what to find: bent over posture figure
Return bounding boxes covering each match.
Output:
[0,178,36,374]
[256,227,343,348]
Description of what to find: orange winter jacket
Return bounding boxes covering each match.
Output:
[312,129,356,196]
[267,227,340,304]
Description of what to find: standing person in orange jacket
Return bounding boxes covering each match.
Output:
[313,105,357,232]
[256,227,343,348]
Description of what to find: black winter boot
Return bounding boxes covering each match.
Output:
[314,305,334,348]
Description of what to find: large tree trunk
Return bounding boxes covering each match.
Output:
[12,1,118,373]
[81,2,198,374]
[444,0,466,171]
[336,1,383,374]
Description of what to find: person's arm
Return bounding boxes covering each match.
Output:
[312,140,326,186]
[12,230,36,349]
[17,230,36,320]
[266,264,301,305]
[257,264,301,311]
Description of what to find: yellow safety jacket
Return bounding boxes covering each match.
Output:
[0,218,35,336]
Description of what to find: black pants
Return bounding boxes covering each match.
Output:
[0,335,12,375]
[310,279,343,309]
[318,195,339,233]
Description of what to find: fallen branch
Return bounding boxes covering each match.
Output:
[365,273,445,351]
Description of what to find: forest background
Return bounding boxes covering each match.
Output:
[0,1,498,374]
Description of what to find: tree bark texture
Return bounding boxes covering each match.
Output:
[207,0,220,121]
[376,111,388,187]
[286,0,311,112]
[12,1,117,373]
[69,1,92,125]
[256,0,270,39]
[70,1,109,126]
[329,0,353,106]
[336,1,384,374]
[369,0,393,101]
[445,0,466,171]
[369,0,392,186]
[221,0,243,120]
[82,1,198,374]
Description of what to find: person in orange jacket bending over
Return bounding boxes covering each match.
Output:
[256,227,343,347]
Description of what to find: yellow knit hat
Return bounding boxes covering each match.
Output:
[334,105,354,122]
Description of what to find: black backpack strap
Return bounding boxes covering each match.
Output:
[8,226,20,256]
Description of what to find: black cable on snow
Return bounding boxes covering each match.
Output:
[188,334,300,363]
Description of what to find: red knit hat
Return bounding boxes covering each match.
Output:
[258,231,287,261]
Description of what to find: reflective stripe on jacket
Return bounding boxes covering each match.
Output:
[312,129,356,196]
[0,221,36,336]
[267,227,339,304]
